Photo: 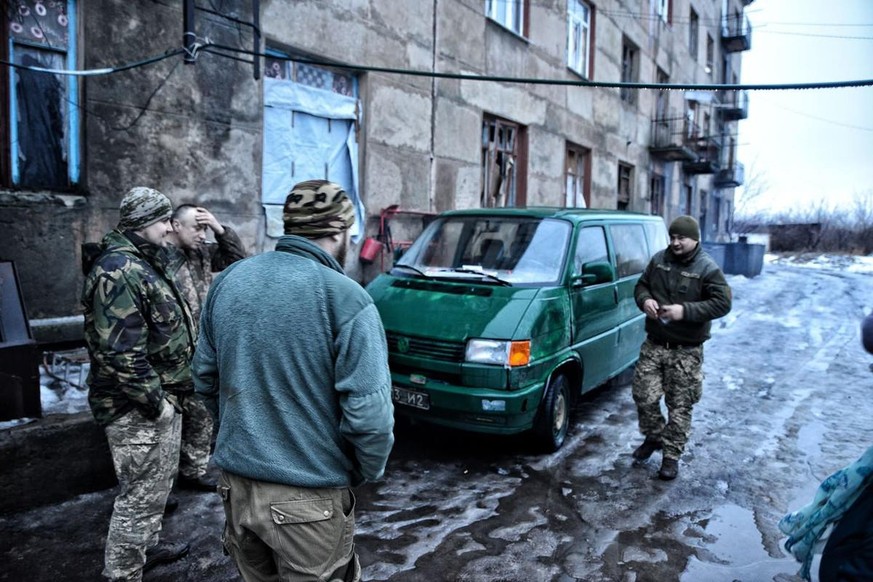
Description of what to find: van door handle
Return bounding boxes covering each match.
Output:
[613,287,619,304]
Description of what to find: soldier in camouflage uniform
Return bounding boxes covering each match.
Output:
[82,187,194,581]
[166,204,245,492]
[631,215,732,480]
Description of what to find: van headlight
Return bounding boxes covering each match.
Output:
[465,339,530,367]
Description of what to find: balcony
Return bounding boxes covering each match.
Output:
[714,161,745,188]
[722,13,752,52]
[649,117,698,162]
[717,90,749,121]
[682,135,722,175]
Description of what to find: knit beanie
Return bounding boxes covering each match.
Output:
[669,215,700,241]
[283,180,355,238]
[118,187,173,231]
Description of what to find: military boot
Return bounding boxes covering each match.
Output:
[659,458,679,480]
[632,436,662,460]
[143,542,190,573]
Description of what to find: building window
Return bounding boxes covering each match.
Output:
[650,172,665,216]
[617,162,633,210]
[620,37,638,104]
[482,115,527,208]
[567,0,593,79]
[699,189,708,237]
[2,0,79,190]
[681,175,693,215]
[565,143,590,208]
[655,68,669,120]
[485,0,527,37]
[689,7,699,59]
[705,33,715,75]
[657,0,671,24]
[262,51,364,239]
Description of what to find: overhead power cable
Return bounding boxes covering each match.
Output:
[206,42,873,92]
[2,42,872,93]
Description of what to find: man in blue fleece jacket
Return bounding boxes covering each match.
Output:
[193,180,394,582]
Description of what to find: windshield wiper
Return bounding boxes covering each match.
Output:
[391,264,432,279]
[441,268,511,286]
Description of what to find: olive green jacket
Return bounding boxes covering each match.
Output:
[82,230,196,425]
[634,244,732,346]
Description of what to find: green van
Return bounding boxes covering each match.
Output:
[366,207,668,451]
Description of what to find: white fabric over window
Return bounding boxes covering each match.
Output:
[262,79,363,240]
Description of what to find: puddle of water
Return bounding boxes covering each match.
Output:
[680,503,796,582]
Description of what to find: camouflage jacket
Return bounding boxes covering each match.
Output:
[170,226,245,333]
[82,230,196,426]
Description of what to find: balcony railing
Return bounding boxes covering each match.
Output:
[649,117,698,162]
[717,90,749,121]
[714,161,745,188]
[722,12,752,52]
[683,135,723,175]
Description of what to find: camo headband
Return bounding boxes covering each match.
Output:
[283,180,355,238]
[118,187,173,231]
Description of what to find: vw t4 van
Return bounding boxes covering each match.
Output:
[366,208,668,451]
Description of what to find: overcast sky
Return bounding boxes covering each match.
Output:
[737,0,873,216]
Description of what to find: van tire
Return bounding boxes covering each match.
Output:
[534,374,570,452]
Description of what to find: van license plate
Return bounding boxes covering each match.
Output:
[392,386,430,410]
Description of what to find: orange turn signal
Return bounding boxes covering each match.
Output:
[508,340,531,367]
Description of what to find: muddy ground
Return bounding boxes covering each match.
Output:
[1,257,872,582]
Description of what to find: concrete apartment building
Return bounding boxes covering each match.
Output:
[0,0,751,352]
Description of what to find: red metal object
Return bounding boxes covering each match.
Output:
[361,205,436,271]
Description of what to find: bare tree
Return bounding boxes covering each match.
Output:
[732,157,770,237]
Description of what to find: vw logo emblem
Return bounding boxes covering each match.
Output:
[397,336,410,353]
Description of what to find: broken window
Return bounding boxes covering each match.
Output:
[567,0,593,79]
[689,7,699,60]
[481,115,526,208]
[262,51,364,240]
[565,143,590,208]
[620,37,638,104]
[2,0,79,190]
[617,162,633,210]
[650,172,665,217]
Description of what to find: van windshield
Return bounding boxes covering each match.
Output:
[395,216,571,285]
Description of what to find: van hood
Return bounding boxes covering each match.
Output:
[367,275,539,341]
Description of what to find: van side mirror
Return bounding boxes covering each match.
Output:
[573,261,615,286]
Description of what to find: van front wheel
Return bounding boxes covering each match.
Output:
[534,374,570,452]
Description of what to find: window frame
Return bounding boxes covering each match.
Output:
[2,0,80,190]
[485,0,529,37]
[656,0,672,24]
[481,114,527,208]
[617,162,634,210]
[620,37,639,104]
[689,6,699,60]
[567,0,593,79]
[650,172,665,217]
[564,142,591,208]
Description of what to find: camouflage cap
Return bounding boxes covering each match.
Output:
[118,187,173,231]
[283,180,355,238]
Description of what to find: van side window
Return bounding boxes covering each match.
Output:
[610,223,648,278]
[643,221,669,256]
[574,226,609,274]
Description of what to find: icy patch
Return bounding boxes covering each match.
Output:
[721,374,743,391]
[621,546,668,564]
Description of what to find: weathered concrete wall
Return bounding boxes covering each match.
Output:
[2,0,748,334]
[1,0,262,324]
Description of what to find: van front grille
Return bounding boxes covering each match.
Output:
[385,332,465,362]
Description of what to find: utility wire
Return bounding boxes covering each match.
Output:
[2,40,872,93]
[0,48,186,76]
[206,42,873,92]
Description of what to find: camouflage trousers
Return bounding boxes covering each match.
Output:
[217,470,360,582]
[631,339,704,461]
[178,394,214,480]
[103,398,182,581]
